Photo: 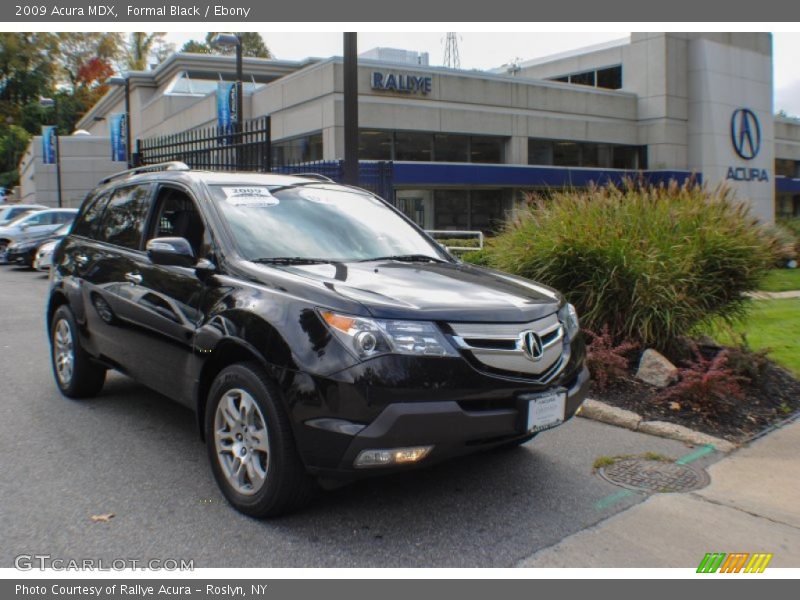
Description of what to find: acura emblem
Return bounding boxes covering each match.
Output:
[519,330,544,362]
[730,108,761,160]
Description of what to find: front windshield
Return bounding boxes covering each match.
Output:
[210,184,447,262]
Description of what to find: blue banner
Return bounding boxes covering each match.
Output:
[110,113,128,162]
[41,126,57,164]
[217,81,238,144]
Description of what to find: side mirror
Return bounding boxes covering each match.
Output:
[146,237,195,268]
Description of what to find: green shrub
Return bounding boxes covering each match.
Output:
[476,182,776,354]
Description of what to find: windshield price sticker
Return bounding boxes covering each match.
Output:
[222,187,279,207]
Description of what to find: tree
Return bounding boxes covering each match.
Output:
[0,33,59,108]
[204,33,273,58]
[56,33,122,91]
[124,33,174,71]
[180,39,212,55]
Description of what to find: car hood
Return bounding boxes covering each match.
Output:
[263,260,562,322]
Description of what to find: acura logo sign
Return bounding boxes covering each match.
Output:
[730,108,761,160]
[519,330,544,362]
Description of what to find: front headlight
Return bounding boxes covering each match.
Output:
[320,310,459,359]
[558,303,580,341]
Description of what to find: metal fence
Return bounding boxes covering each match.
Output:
[136,117,394,201]
[137,117,272,173]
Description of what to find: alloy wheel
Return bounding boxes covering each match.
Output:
[53,319,74,386]
[213,388,271,495]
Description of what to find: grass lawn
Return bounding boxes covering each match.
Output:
[759,269,800,292]
[706,298,800,376]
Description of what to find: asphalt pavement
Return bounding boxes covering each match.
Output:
[0,266,715,568]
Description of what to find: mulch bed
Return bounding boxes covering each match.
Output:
[591,359,800,443]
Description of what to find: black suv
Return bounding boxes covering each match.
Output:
[48,162,589,517]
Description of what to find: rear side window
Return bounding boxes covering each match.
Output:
[96,185,153,250]
[72,192,111,238]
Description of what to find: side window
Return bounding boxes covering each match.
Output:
[146,187,208,258]
[55,212,74,224]
[24,212,51,226]
[72,192,111,238]
[96,184,153,250]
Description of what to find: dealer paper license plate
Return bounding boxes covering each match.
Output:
[526,390,567,432]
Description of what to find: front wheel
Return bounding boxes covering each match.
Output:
[205,363,317,517]
[50,305,106,398]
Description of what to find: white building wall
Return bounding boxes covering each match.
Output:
[687,35,774,222]
[18,136,122,208]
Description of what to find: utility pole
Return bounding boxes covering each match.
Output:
[343,32,359,185]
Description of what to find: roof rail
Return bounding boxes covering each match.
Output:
[288,173,334,182]
[100,161,191,185]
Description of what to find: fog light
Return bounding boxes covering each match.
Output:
[354,446,433,468]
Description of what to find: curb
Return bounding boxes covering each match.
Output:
[578,398,738,453]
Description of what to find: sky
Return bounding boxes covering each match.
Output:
[165,32,800,116]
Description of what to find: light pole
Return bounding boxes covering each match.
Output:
[211,33,244,170]
[343,32,359,185]
[39,97,63,208]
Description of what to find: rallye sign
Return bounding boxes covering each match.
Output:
[371,72,432,95]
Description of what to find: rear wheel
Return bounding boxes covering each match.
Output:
[205,362,317,517]
[50,305,106,398]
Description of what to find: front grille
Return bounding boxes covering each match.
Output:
[449,314,566,382]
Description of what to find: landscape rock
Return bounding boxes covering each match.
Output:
[637,420,737,453]
[636,349,678,388]
[578,398,642,430]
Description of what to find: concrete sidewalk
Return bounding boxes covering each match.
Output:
[518,419,800,568]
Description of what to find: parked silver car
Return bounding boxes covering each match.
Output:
[0,204,47,226]
[0,208,77,260]
[33,239,59,272]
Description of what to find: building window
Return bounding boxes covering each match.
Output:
[432,189,507,233]
[359,130,506,164]
[596,66,623,90]
[529,138,646,170]
[359,130,393,160]
[271,133,323,165]
[549,65,623,90]
[569,70,595,87]
[775,158,800,178]
[394,131,433,161]
[470,136,504,163]
[434,134,470,162]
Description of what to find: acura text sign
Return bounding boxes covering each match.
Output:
[371,72,432,95]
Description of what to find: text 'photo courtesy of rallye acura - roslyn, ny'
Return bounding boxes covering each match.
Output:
[46,162,589,517]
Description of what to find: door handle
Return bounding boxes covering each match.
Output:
[125,272,143,285]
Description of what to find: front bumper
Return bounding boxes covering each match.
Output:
[302,363,590,481]
[4,246,36,265]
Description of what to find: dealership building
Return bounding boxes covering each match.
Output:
[18,32,800,228]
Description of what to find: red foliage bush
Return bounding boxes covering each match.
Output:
[658,345,748,413]
[584,326,638,391]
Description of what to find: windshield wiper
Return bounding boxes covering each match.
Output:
[358,254,448,263]
[250,257,335,265]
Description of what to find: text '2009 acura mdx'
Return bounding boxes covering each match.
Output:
[48,162,589,517]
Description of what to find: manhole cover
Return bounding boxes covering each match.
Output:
[598,458,709,493]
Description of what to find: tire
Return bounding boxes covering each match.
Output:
[50,305,106,398]
[205,362,317,518]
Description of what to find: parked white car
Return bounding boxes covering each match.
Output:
[0,203,47,226]
[33,239,59,272]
